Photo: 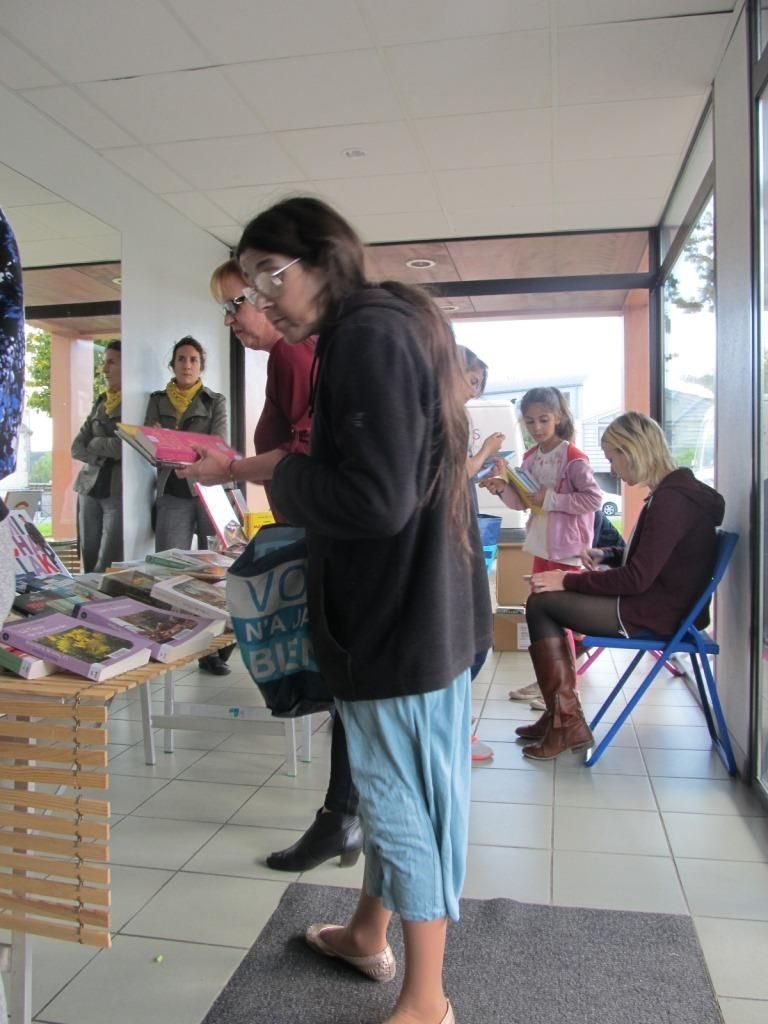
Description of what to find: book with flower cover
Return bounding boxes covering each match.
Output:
[1,612,152,682]
[149,574,230,627]
[117,423,239,468]
[75,597,224,662]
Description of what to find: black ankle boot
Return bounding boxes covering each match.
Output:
[266,808,363,872]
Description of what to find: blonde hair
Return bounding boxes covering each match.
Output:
[601,412,677,488]
[209,258,244,304]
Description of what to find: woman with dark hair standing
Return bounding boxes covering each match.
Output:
[179,197,491,1024]
[72,340,124,572]
[145,335,227,552]
[145,336,230,674]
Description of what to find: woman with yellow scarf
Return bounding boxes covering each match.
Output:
[144,335,228,553]
[72,341,124,572]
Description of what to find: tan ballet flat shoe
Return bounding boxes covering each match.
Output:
[305,923,396,982]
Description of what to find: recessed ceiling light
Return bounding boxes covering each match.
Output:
[440,303,459,312]
[405,258,436,269]
[343,148,366,159]
[111,276,121,285]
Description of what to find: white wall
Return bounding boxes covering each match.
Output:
[712,6,754,773]
[0,83,229,558]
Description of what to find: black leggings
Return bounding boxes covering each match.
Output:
[325,713,359,817]
[526,591,622,643]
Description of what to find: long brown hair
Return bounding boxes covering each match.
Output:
[236,197,470,543]
[520,386,575,441]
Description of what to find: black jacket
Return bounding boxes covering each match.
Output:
[272,286,492,702]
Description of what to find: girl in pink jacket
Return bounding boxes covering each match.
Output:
[481,387,601,701]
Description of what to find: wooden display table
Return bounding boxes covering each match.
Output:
[0,632,270,1023]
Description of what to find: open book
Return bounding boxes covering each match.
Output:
[76,597,223,662]
[193,484,246,550]
[117,423,239,468]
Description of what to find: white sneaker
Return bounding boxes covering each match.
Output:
[508,681,541,702]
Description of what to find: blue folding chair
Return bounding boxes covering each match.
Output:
[580,529,738,774]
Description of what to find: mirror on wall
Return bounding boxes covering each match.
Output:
[0,163,122,570]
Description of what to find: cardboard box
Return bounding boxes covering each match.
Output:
[496,544,533,607]
[493,607,530,652]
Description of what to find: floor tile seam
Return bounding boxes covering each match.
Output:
[674,853,768,868]
[658,806,768,819]
[108,926,252,951]
[173,867,295,885]
[106,774,178,814]
[110,867,185,938]
[468,839,552,851]
[31,944,105,1022]
[107,745,211,779]
[551,847,679,861]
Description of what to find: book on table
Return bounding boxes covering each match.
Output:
[7,510,71,586]
[1,612,152,681]
[149,574,231,627]
[98,564,178,608]
[17,573,115,615]
[0,639,57,679]
[145,548,234,580]
[75,597,224,662]
[117,423,239,468]
[193,483,247,550]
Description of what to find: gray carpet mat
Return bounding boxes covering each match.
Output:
[202,882,721,1024]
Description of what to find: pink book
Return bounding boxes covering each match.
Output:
[117,424,239,468]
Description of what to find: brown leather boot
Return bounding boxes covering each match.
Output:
[522,637,593,760]
[515,710,550,740]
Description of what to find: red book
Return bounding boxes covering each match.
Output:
[117,423,239,468]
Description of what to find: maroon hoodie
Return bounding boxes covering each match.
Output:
[563,467,725,636]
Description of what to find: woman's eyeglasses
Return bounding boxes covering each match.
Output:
[247,257,301,301]
[221,293,249,317]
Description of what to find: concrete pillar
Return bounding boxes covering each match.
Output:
[622,288,651,534]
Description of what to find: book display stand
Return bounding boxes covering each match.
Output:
[0,632,315,1024]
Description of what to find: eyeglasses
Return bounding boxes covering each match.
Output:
[221,293,250,317]
[247,257,301,301]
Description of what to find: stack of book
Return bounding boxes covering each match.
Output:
[0,539,234,681]
[116,423,239,468]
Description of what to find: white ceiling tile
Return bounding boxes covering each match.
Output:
[360,0,548,45]
[81,69,264,144]
[223,51,403,131]
[554,1,734,28]
[0,32,59,89]
[555,154,680,204]
[0,165,62,207]
[352,211,453,244]
[277,123,425,179]
[385,32,551,117]
[558,95,706,160]
[558,15,731,105]
[306,174,441,217]
[150,135,303,190]
[100,147,193,193]
[166,0,372,63]
[18,236,122,267]
[204,185,300,223]
[207,225,242,247]
[415,109,552,170]
[554,198,664,231]
[437,164,553,211]
[162,193,237,229]
[9,202,118,241]
[20,86,135,149]
[448,206,556,237]
[0,0,210,82]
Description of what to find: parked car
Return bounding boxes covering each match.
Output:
[600,490,622,517]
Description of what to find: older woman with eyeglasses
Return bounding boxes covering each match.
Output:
[180,197,491,1024]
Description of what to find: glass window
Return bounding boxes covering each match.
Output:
[661,194,716,487]
[660,109,713,264]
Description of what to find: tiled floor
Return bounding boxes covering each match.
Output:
[6,649,768,1024]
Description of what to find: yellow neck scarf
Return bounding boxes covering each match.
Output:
[166,379,202,424]
[103,389,121,417]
